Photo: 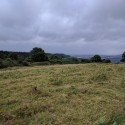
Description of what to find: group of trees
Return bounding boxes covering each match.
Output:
[81,55,111,63]
[0,51,29,68]
[0,47,72,68]
[28,48,111,64]
[1,47,125,68]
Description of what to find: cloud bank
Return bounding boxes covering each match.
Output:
[0,0,125,54]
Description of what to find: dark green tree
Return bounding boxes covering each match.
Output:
[102,59,111,63]
[48,55,62,60]
[120,52,125,62]
[81,59,91,63]
[8,53,18,60]
[91,55,102,62]
[29,47,47,62]
[71,58,79,63]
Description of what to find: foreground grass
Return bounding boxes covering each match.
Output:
[0,63,125,125]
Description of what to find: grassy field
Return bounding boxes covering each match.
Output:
[0,63,125,125]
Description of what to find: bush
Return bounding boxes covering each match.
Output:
[8,53,18,60]
[31,61,51,66]
[49,59,62,64]
[22,61,29,66]
[0,61,7,68]
[81,59,91,63]
[102,59,111,63]
[3,59,15,67]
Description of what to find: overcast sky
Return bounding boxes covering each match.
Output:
[0,0,125,55]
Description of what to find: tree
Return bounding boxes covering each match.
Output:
[48,55,62,60]
[81,59,91,63]
[29,47,47,62]
[71,58,79,63]
[121,52,125,62]
[8,53,18,60]
[91,55,102,62]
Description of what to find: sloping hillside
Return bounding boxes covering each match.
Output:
[0,64,125,125]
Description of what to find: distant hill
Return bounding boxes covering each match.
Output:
[0,50,122,63]
[45,53,71,58]
[0,51,29,58]
[101,55,122,63]
[0,51,71,59]
[72,54,122,63]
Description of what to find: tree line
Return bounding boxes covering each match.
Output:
[0,47,124,68]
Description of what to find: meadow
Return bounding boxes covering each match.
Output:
[0,63,125,125]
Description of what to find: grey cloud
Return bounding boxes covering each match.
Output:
[0,0,125,54]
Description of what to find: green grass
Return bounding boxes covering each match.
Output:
[0,63,125,125]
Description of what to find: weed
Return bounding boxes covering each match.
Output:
[89,72,108,82]
[54,78,63,85]
[66,86,79,96]
[94,114,125,125]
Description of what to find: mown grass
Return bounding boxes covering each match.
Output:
[0,63,125,125]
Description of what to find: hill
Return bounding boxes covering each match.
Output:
[0,64,125,124]
[0,50,71,59]
[73,55,122,63]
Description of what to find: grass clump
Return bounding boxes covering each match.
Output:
[94,114,125,125]
[89,71,108,82]
[54,78,63,85]
[50,77,63,85]
[66,86,79,96]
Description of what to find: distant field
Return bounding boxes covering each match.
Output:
[0,64,125,125]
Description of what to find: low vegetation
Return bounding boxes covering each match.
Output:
[0,47,113,69]
[0,63,125,125]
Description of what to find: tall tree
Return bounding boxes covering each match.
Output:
[29,47,47,62]
[91,55,102,62]
[121,52,125,62]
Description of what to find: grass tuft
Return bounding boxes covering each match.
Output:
[89,71,108,82]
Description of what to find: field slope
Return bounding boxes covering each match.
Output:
[0,64,125,125]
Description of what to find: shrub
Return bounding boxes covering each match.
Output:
[0,61,7,68]
[49,59,62,64]
[3,59,14,67]
[81,59,91,63]
[102,59,111,63]
[8,53,18,60]
[31,61,50,66]
[22,61,29,66]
